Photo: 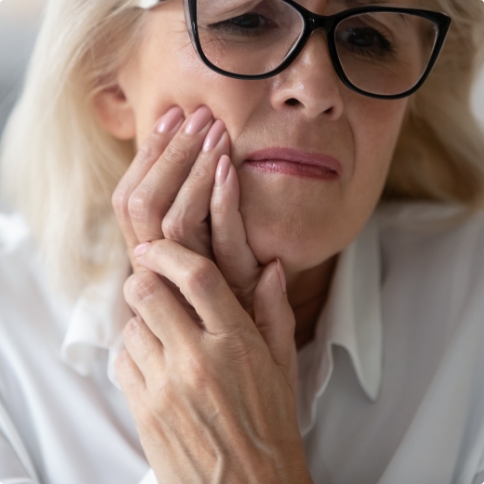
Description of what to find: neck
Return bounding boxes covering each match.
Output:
[286,254,339,352]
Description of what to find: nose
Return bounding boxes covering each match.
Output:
[269,30,345,121]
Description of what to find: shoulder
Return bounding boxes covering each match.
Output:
[375,200,484,278]
[375,200,484,240]
[375,200,484,332]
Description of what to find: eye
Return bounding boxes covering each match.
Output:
[337,27,395,57]
[227,13,272,29]
[347,28,388,47]
[209,12,277,36]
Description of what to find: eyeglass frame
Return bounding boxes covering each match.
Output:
[181,0,452,100]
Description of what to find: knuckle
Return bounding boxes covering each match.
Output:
[114,349,129,375]
[213,239,237,260]
[209,199,226,218]
[161,214,190,242]
[150,379,172,406]
[189,163,211,183]
[125,272,159,304]
[230,342,255,363]
[163,138,191,167]
[122,317,139,340]
[135,141,158,167]
[182,353,210,388]
[147,381,176,423]
[185,259,220,294]
[217,332,259,363]
[128,188,153,225]
[112,184,131,220]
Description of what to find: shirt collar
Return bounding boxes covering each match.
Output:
[296,211,383,435]
[59,260,132,390]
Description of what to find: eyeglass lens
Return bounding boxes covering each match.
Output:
[193,0,440,97]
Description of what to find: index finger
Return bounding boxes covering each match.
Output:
[112,106,185,256]
[128,105,214,243]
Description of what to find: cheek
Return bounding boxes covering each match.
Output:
[344,96,408,207]
[130,14,267,147]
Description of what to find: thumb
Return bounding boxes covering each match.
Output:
[253,259,298,396]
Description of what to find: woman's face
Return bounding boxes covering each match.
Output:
[110,0,410,275]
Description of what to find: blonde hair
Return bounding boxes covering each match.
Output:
[385,0,484,207]
[1,0,484,296]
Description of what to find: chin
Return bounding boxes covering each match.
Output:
[241,214,333,274]
[237,174,350,274]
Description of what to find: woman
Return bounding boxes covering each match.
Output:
[0,0,484,482]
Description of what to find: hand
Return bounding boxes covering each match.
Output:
[112,105,261,317]
[115,240,311,484]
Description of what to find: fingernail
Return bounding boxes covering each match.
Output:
[134,242,151,257]
[203,120,226,152]
[185,106,212,135]
[215,155,231,185]
[157,106,184,133]
[276,258,286,293]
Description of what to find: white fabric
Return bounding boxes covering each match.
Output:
[137,0,162,9]
[0,202,483,483]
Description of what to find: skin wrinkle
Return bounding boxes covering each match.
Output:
[187,366,267,482]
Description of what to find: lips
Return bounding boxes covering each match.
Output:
[244,148,342,179]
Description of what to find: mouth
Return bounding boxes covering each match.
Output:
[244,148,342,180]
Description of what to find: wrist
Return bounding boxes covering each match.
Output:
[269,441,314,484]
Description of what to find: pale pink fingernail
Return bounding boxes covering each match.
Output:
[157,106,184,133]
[215,155,231,186]
[203,120,226,152]
[134,242,151,257]
[276,258,287,293]
[185,106,212,135]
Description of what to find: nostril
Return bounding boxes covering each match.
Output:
[285,98,301,107]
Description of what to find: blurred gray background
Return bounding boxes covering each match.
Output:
[0,0,45,136]
[0,0,45,211]
[1,0,484,211]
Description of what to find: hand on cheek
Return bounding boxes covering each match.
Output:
[112,104,262,317]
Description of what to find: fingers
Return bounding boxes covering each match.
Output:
[123,270,202,350]
[252,260,298,395]
[121,316,167,388]
[210,156,261,314]
[114,347,147,419]
[129,106,214,243]
[113,104,232,276]
[162,120,230,260]
[134,240,252,337]
[112,106,185,269]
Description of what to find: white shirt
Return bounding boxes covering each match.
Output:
[0,201,484,484]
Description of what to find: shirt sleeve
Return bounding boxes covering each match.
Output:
[0,397,40,484]
[472,472,484,484]
[0,430,36,483]
[472,451,484,484]
[138,468,159,484]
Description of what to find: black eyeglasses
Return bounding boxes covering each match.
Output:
[141,0,452,100]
